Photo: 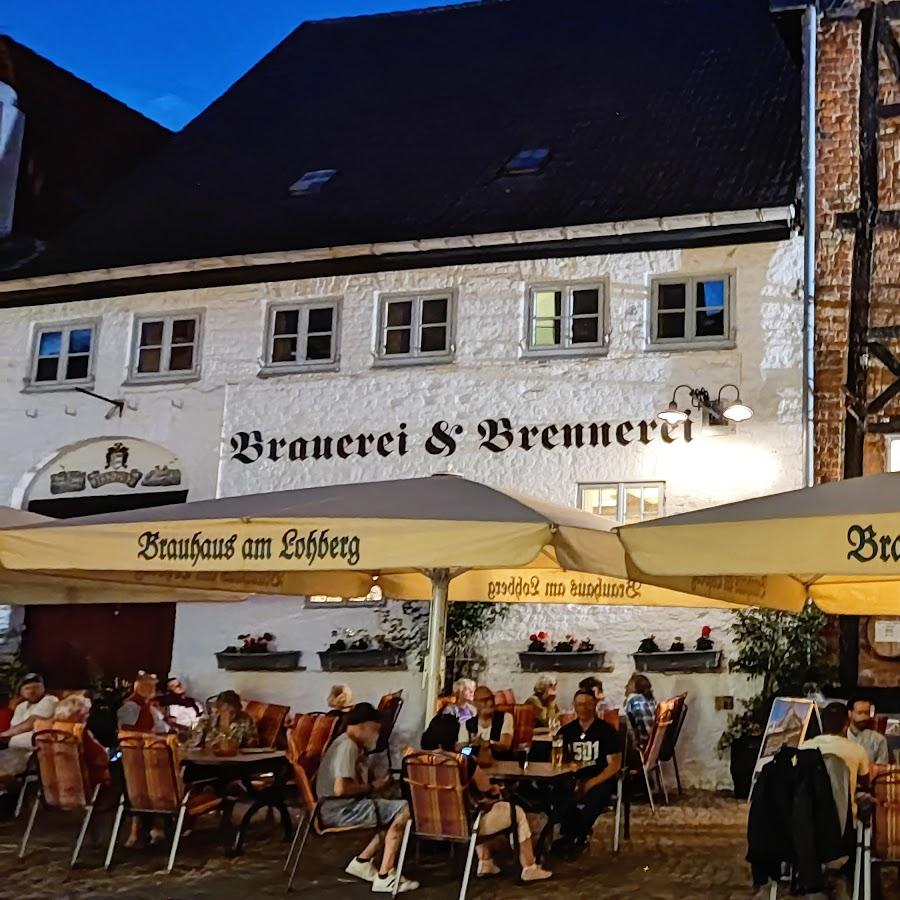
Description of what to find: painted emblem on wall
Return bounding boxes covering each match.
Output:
[48,442,182,495]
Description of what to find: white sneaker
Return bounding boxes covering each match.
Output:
[521,863,552,882]
[372,871,420,893]
[477,859,501,877]
[345,857,379,882]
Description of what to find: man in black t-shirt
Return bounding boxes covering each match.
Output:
[554,690,622,857]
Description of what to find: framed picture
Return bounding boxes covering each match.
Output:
[752,697,821,785]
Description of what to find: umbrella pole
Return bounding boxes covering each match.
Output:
[424,568,450,721]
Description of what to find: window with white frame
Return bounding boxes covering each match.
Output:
[650,275,731,346]
[130,314,201,379]
[304,585,384,608]
[526,284,606,354]
[30,323,96,386]
[264,300,339,370]
[886,435,900,472]
[378,293,453,361]
[578,482,665,525]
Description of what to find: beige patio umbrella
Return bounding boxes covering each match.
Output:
[0,506,246,604]
[617,471,900,615]
[0,476,803,714]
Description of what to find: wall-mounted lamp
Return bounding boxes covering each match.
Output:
[657,383,753,427]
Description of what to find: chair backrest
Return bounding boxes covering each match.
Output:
[642,698,675,769]
[287,712,338,779]
[435,695,455,713]
[402,750,471,842]
[244,700,290,748]
[512,703,535,748]
[493,689,516,713]
[821,752,851,836]
[558,711,576,728]
[601,708,621,729]
[872,766,900,861]
[32,723,91,811]
[374,694,404,755]
[118,731,184,813]
[658,694,688,763]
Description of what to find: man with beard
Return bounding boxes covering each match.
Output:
[846,695,890,765]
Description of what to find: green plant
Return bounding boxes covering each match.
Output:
[718,602,835,754]
[0,651,29,700]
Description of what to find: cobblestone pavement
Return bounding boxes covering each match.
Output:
[0,791,893,899]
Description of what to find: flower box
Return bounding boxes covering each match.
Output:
[318,648,407,671]
[632,650,722,673]
[215,650,303,672]
[518,650,606,673]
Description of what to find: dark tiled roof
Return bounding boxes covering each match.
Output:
[9,0,801,280]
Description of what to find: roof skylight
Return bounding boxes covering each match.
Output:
[503,147,550,176]
[288,169,337,196]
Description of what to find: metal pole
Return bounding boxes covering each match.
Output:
[423,568,450,723]
[802,1,818,488]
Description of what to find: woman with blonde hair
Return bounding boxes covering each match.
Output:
[54,694,110,790]
[524,674,560,729]
[442,677,476,724]
[326,684,353,712]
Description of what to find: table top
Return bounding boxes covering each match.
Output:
[182,748,286,766]
[487,760,580,781]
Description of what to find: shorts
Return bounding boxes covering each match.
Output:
[319,797,407,829]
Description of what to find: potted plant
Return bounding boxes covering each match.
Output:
[215,632,302,671]
[632,629,723,672]
[518,632,606,672]
[718,603,834,799]
[318,628,407,671]
[87,675,132,747]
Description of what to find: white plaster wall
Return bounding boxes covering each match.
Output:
[0,238,801,787]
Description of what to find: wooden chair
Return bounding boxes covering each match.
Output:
[244,700,290,748]
[854,765,900,900]
[396,750,518,900]
[511,703,535,750]
[436,695,456,713]
[493,689,516,714]
[631,699,675,813]
[558,711,577,728]
[375,691,404,769]
[18,722,101,868]
[105,731,229,873]
[287,712,338,781]
[658,694,688,797]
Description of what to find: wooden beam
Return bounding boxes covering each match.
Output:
[878,101,900,118]
[867,418,900,433]
[867,340,900,376]
[878,13,900,81]
[869,325,900,340]
[867,376,900,414]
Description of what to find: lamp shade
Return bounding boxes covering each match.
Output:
[722,401,753,423]
[657,402,689,426]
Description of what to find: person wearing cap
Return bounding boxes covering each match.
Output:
[317,702,418,893]
[0,673,58,777]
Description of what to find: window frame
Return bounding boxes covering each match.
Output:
[127,311,203,383]
[303,586,385,609]
[577,481,666,526]
[523,281,608,358]
[26,320,99,390]
[260,298,341,375]
[649,273,734,350]
[375,290,456,366]
[886,435,900,472]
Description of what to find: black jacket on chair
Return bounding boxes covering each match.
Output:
[746,746,843,891]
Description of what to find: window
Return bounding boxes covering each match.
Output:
[578,482,664,525]
[651,275,731,346]
[503,147,550,176]
[304,586,384,608]
[130,314,201,380]
[526,284,606,354]
[30,323,96,386]
[264,300,339,371]
[887,435,900,472]
[378,293,453,362]
[289,169,336,196]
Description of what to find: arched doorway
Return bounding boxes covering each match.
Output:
[18,437,189,688]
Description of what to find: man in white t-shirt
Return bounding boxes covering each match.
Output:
[0,673,58,777]
[801,702,870,821]
[457,685,514,754]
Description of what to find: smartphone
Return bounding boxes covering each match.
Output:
[461,746,474,756]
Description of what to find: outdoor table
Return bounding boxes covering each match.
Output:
[182,748,292,855]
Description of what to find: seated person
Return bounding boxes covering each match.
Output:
[420,715,552,881]
[553,689,622,858]
[158,675,202,732]
[801,701,870,824]
[0,673,58,778]
[458,685,514,757]
[117,671,169,734]
[846,695,890,765]
[623,673,657,750]
[524,675,560,730]
[189,690,258,750]
[326,683,353,714]
[579,676,609,715]
[52,694,110,790]
[317,702,418,894]
[442,678,477,724]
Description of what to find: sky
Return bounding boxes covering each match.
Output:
[2,1,442,130]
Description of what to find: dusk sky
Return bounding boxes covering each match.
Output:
[2,1,442,130]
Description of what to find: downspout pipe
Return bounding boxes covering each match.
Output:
[802,2,818,488]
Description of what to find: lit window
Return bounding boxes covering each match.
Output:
[503,147,550,175]
[526,284,606,354]
[578,482,665,525]
[264,300,340,371]
[288,169,337,195]
[378,293,453,362]
[30,323,96,386]
[305,586,384,608]
[887,435,900,472]
[650,275,731,346]
[130,314,201,380]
